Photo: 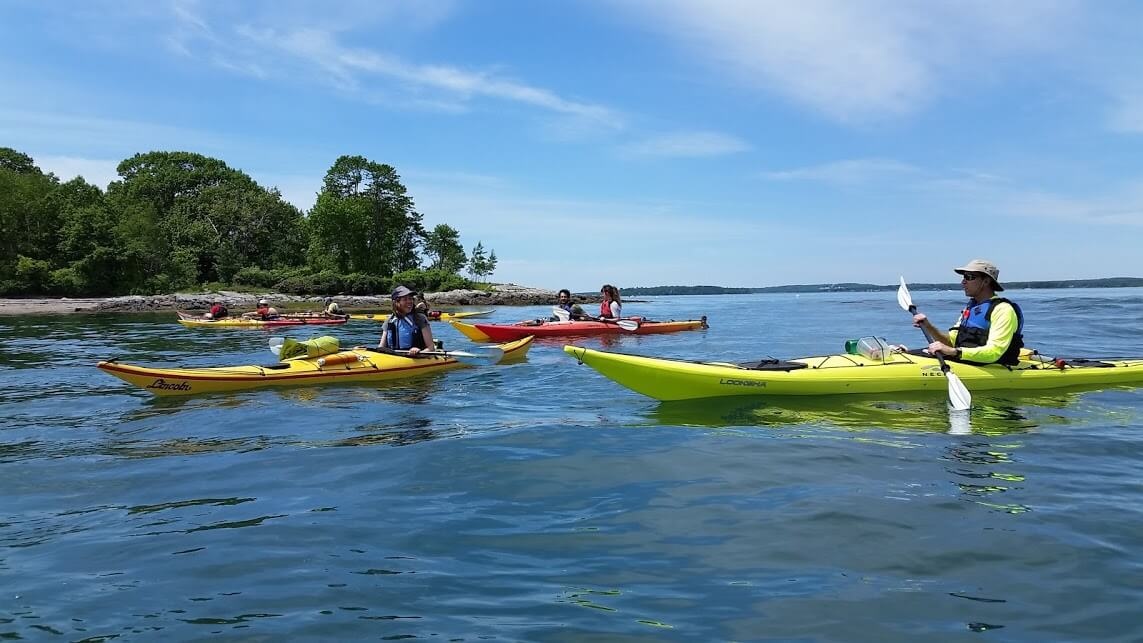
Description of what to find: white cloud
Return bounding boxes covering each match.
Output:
[0,109,227,156]
[612,0,1081,123]
[1000,189,1143,227]
[619,131,751,159]
[762,158,920,184]
[159,4,624,131]
[1108,87,1143,134]
[35,155,121,189]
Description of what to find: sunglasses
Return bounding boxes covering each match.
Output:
[961,273,983,282]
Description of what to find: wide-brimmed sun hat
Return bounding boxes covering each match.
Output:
[954,259,1003,291]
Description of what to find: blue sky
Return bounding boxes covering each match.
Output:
[2,0,1142,291]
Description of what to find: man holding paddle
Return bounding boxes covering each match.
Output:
[911,259,1025,366]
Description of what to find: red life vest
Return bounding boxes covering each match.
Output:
[600,301,611,318]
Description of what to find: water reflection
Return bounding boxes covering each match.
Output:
[648,391,1095,436]
[943,440,1031,514]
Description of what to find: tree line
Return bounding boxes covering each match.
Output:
[623,278,1143,296]
[0,148,497,296]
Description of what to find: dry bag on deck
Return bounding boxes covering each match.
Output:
[278,335,340,361]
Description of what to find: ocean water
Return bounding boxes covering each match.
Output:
[2,289,1142,641]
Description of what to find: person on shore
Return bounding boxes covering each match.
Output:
[379,286,435,355]
[208,301,229,319]
[599,284,622,320]
[322,297,343,317]
[244,299,279,320]
[551,289,588,321]
[911,259,1025,365]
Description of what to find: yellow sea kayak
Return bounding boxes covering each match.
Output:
[177,311,348,328]
[98,336,533,396]
[349,310,494,323]
[564,345,1143,401]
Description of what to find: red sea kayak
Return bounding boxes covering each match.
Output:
[455,316,708,342]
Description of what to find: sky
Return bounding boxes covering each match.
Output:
[2,0,1142,292]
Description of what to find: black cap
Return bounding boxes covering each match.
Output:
[391,285,417,300]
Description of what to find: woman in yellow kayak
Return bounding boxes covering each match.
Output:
[379,286,436,355]
[911,259,1025,365]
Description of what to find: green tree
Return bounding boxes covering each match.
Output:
[0,148,60,293]
[47,177,121,294]
[467,242,498,282]
[106,150,299,291]
[307,155,424,276]
[424,224,467,272]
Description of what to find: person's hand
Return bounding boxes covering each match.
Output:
[912,313,928,328]
[408,347,421,356]
[926,341,955,357]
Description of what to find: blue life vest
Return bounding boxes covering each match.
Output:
[384,313,428,350]
[951,297,1024,366]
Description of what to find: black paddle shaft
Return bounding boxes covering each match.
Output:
[909,304,953,374]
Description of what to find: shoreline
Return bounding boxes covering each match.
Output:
[0,284,583,316]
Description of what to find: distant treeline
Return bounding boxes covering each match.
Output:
[0,148,497,296]
[623,278,1143,296]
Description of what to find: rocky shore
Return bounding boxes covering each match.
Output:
[0,284,595,315]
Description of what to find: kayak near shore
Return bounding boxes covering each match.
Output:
[450,316,708,342]
[176,311,349,328]
[98,336,534,396]
[564,345,1143,402]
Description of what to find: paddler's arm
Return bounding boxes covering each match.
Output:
[912,312,952,346]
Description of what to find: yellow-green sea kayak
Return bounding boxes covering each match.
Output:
[564,345,1143,401]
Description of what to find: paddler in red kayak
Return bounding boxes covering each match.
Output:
[599,284,623,320]
[550,289,590,321]
[243,299,280,320]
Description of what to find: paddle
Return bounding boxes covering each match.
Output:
[373,346,504,365]
[897,277,972,410]
[596,317,640,331]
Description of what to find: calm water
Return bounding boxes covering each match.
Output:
[2,289,1142,641]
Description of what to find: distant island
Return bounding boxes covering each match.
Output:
[620,278,1143,296]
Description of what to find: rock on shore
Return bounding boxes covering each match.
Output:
[0,284,596,315]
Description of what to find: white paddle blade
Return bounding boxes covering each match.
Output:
[897,276,914,312]
[437,348,503,365]
[946,372,972,410]
[552,306,571,322]
[268,336,285,356]
[947,408,972,435]
[616,319,640,332]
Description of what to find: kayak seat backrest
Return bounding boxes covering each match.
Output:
[740,358,809,371]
